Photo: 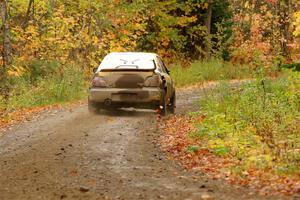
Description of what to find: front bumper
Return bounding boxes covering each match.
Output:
[89,87,163,103]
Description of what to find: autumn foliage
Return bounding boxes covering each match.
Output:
[161,75,300,196]
[0,0,299,88]
[0,0,299,195]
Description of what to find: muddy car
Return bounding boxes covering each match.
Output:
[88,52,176,115]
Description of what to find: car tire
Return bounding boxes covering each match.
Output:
[168,92,176,114]
[88,98,99,114]
[160,91,168,116]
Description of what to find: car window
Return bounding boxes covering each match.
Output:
[155,58,162,73]
[156,58,164,73]
[98,54,156,72]
[157,57,168,74]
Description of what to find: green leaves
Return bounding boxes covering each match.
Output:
[194,74,300,173]
[212,146,230,156]
[281,63,300,72]
[187,145,200,153]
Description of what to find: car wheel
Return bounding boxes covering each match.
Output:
[168,92,176,114]
[160,91,168,116]
[88,98,99,114]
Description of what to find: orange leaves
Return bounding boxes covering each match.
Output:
[0,100,84,134]
[160,115,300,196]
[231,0,300,66]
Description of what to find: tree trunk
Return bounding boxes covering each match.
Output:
[22,0,34,29]
[205,0,213,59]
[280,0,291,60]
[0,0,12,99]
[0,0,12,69]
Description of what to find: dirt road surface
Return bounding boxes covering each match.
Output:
[0,87,291,200]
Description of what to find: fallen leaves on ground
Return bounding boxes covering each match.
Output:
[160,115,300,196]
[0,100,85,134]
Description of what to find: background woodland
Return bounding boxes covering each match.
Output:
[0,0,299,110]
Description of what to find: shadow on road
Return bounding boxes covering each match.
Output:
[94,108,156,118]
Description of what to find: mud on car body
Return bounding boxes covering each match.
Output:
[88,52,176,115]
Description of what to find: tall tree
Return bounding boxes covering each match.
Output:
[205,0,213,58]
[279,0,292,60]
[22,0,34,29]
[0,0,12,69]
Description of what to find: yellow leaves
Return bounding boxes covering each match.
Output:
[178,15,197,27]
[244,1,256,9]
[244,1,250,9]
[161,38,170,47]
[244,14,250,22]
[193,2,209,10]
[293,11,300,36]
[7,65,26,77]
[265,11,273,19]
[245,154,274,169]
[91,36,99,45]
[26,25,39,38]
[65,17,76,26]
[202,3,209,10]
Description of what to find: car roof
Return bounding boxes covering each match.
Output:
[105,52,158,60]
[97,52,159,71]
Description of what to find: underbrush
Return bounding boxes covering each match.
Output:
[161,71,299,195]
[0,62,87,114]
[170,60,254,87]
[190,71,300,175]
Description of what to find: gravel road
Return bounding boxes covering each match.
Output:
[0,87,289,200]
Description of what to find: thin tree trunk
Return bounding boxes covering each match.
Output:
[22,0,34,28]
[0,0,12,69]
[205,0,213,59]
[0,0,11,99]
[280,0,291,60]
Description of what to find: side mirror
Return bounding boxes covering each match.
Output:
[93,68,97,73]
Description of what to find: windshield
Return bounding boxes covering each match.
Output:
[97,55,156,72]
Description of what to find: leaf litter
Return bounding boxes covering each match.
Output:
[160,115,300,197]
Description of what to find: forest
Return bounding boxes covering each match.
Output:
[0,0,300,196]
[0,0,300,106]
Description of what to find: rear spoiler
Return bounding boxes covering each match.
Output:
[100,68,155,72]
[96,59,157,73]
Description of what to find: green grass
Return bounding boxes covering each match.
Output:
[0,63,87,112]
[190,71,300,175]
[170,59,253,87]
[0,58,281,115]
[1,59,254,112]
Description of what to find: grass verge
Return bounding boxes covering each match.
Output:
[161,71,300,196]
[0,62,88,127]
[170,59,255,87]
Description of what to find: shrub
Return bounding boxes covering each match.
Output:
[192,71,300,174]
[4,64,87,111]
